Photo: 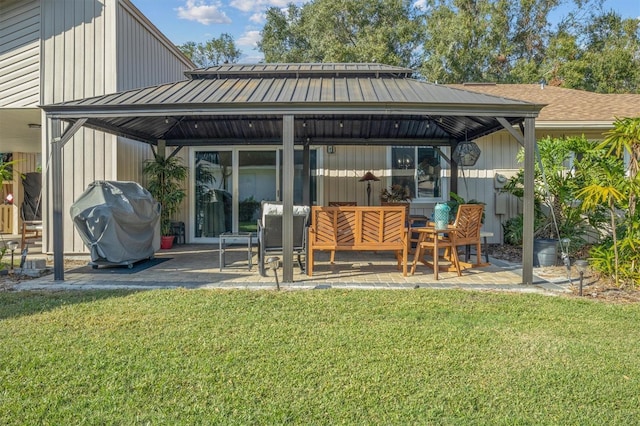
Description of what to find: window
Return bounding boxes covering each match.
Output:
[391,147,445,200]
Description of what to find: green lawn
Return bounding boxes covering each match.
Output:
[1,289,639,424]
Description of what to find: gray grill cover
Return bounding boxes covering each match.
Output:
[70,181,160,263]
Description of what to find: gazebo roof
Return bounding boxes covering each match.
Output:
[41,63,544,146]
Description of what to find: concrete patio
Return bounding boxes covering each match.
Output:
[14,243,573,294]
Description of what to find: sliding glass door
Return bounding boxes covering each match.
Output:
[193,151,233,238]
[193,147,317,241]
[278,149,317,205]
[238,150,277,232]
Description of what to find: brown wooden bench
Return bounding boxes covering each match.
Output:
[307,206,408,276]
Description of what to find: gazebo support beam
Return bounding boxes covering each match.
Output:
[522,117,536,285]
[51,118,87,281]
[302,143,310,206]
[282,115,295,283]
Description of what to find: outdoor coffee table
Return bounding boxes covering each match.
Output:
[219,232,253,271]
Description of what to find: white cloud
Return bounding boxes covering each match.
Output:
[413,0,427,11]
[236,30,261,48]
[241,52,265,64]
[176,1,231,25]
[230,0,307,13]
[249,12,266,24]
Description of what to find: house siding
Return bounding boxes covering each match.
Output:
[39,0,191,254]
[40,0,117,253]
[322,146,387,206]
[0,0,40,107]
[115,0,192,187]
[115,0,190,91]
[453,131,523,244]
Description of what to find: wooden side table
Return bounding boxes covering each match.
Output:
[410,225,461,280]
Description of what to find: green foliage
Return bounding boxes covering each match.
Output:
[380,184,412,202]
[259,0,422,66]
[502,214,524,246]
[419,0,514,83]
[0,157,21,183]
[239,196,260,222]
[589,223,640,286]
[501,136,594,250]
[0,245,6,271]
[558,12,640,93]
[576,117,640,287]
[416,1,640,92]
[3,290,640,424]
[143,154,188,235]
[446,192,485,223]
[179,33,241,67]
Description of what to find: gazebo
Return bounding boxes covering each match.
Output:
[41,63,543,284]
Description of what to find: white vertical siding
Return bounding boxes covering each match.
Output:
[115,0,191,91]
[40,0,192,254]
[40,0,118,253]
[114,0,192,184]
[322,146,387,207]
[116,138,151,182]
[461,131,531,244]
[0,0,40,107]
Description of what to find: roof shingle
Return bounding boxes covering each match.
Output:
[449,83,640,122]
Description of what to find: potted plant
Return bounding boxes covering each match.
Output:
[143,153,188,249]
[380,184,413,204]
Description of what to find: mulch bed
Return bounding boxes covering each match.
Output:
[487,244,640,304]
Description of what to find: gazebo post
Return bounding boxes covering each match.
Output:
[522,117,536,285]
[50,117,87,281]
[302,143,310,206]
[51,119,64,281]
[450,141,459,195]
[282,115,295,283]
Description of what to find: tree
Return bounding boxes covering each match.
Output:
[419,0,561,83]
[259,0,423,67]
[259,4,310,63]
[178,33,241,68]
[559,12,640,93]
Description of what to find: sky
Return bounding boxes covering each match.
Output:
[131,0,640,64]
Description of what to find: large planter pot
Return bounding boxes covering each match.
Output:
[533,238,558,267]
[160,235,175,250]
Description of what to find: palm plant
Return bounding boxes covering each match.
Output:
[578,117,640,287]
[143,154,188,236]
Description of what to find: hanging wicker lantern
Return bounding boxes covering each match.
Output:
[452,140,481,166]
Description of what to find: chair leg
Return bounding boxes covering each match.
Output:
[410,244,423,275]
[258,247,267,277]
[307,249,314,276]
[450,245,462,276]
[330,250,335,263]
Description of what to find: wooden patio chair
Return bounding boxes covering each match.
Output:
[450,204,486,269]
[328,201,357,207]
[411,204,484,279]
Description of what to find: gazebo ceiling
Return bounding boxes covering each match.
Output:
[41,63,544,147]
